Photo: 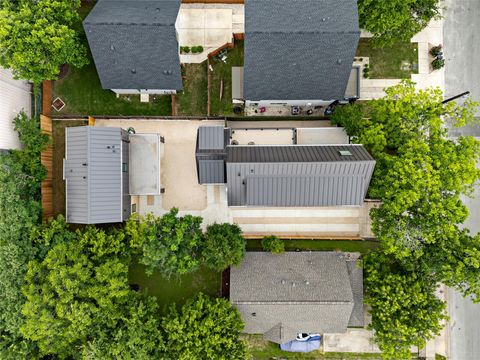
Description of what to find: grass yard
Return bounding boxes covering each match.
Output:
[210,41,244,116]
[243,335,385,360]
[246,239,379,253]
[52,60,172,116]
[356,38,418,79]
[53,3,172,117]
[175,63,208,115]
[129,263,221,313]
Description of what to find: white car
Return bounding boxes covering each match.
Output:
[296,333,321,342]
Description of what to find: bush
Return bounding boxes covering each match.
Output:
[430,45,442,57]
[202,223,245,271]
[261,236,285,254]
[180,46,190,54]
[191,46,204,54]
[432,58,445,70]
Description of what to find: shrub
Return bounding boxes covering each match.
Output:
[202,223,245,271]
[432,58,445,70]
[180,46,190,54]
[430,45,442,57]
[191,46,204,54]
[261,236,285,254]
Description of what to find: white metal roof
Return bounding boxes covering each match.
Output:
[0,68,31,150]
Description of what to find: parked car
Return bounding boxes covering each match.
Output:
[296,333,321,342]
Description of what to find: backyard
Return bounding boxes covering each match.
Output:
[175,63,208,116]
[356,38,419,79]
[129,263,220,313]
[52,60,172,116]
[210,41,244,115]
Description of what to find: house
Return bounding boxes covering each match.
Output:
[0,67,32,151]
[229,252,364,344]
[195,126,375,207]
[64,127,131,224]
[83,0,183,95]
[243,0,360,107]
[64,126,164,224]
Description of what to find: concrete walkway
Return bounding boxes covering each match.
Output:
[178,3,244,64]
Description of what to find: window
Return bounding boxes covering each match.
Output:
[339,150,352,156]
[122,163,128,172]
[131,203,137,213]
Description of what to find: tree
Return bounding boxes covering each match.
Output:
[162,294,247,360]
[202,223,246,271]
[261,235,285,254]
[0,112,49,358]
[21,225,132,358]
[364,253,447,359]
[81,295,163,360]
[0,0,88,84]
[334,81,480,356]
[358,0,442,46]
[125,209,203,278]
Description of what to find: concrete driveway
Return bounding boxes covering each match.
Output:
[444,0,480,117]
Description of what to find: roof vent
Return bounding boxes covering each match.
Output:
[339,150,352,156]
[163,70,172,75]
[322,18,326,22]
[110,45,115,51]
[131,68,136,74]
[337,59,343,65]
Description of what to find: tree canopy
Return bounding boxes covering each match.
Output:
[364,253,447,358]
[0,0,88,83]
[0,112,49,358]
[358,0,442,46]
[162,293,248,360]
[126,209,203,278]
[333,81,480,355]
[202,223,246,271]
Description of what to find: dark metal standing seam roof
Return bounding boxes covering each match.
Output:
[225,145,376,207]
[227,145,375,163]
[83,0,183,91]
[195,127,229,184]
[244,0,360,101]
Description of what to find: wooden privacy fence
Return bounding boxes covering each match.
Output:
[40,115,54,220]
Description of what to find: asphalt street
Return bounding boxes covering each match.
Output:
[444,0,480,117]
[444,1,480,359]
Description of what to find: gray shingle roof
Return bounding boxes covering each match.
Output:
[83,0,182,91]
[227,145,374,163]
[230,252,364,343]
[244,0,360,101]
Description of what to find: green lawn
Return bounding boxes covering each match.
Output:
[210,41,244,116]
[176,63,208,115]
[356,38,418,79]
[244,335,385,360]
[246,239,379,253]
[52,60,172,116]
[129,263,221,313]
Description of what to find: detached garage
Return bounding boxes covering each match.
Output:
[0,68,32,150]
